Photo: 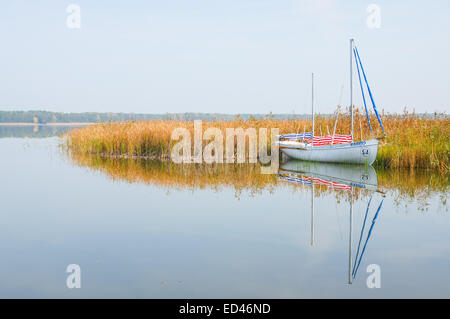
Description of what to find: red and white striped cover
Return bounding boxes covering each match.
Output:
[312,177,352,190]
[310,134,352,146]
[289,175,352,191]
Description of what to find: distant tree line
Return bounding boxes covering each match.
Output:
[0,110,312,123]
[0,110,444,124]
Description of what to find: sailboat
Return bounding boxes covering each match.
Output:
[278,39,386,165]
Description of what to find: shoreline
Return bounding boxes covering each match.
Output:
[0,122,93,126]
[66,117,449,173]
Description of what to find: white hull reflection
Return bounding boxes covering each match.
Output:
[279,160,378,191]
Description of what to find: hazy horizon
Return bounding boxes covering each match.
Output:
[1,1,449,114]
[0,109,447,116]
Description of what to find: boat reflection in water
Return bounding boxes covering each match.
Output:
[278,160,384,284]
[279,160,378,192]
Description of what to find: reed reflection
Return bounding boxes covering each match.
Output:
[68,150,447,202]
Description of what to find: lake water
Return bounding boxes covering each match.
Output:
[0,126,448,298]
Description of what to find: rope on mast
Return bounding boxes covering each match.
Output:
[354,46,386,136]
[353,48,374,136]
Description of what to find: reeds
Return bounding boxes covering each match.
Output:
[376,112,449,173]
[66,111,449,173]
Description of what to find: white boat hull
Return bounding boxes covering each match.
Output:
[279,139,379,165]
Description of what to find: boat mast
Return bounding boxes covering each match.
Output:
[311,73,315,140]
[311,182,315,246]
[348,187,353,284]
[350,39,354,142]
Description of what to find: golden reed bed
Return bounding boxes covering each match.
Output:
[66,111,449,173]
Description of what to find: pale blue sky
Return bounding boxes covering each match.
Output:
[0,0,449,114]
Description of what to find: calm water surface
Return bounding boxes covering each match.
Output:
[0,126,448,298]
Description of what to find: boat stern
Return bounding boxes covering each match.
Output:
[361,139,379,165]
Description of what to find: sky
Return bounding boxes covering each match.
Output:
[0,0,449,114]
